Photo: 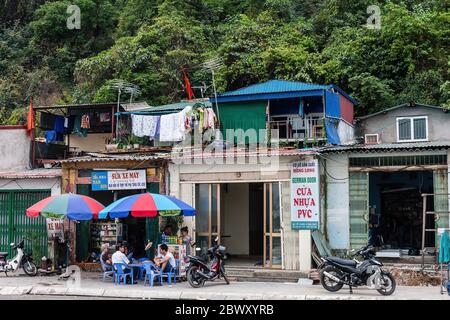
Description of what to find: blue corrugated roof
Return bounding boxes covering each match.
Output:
[215,80,358,105]
[218,80,329,97]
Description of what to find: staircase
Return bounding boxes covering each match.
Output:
[225,265,308,283]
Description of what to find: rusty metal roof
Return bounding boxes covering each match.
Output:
[0,169,62,179]
[319,141,450,154]
[61,152,169,164]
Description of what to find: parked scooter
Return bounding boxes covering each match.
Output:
[318,245,396,296]
[0,239,38,276]
[186,237,230,288]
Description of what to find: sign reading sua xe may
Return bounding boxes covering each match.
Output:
[92,170,147,191]
[291,159,320,230]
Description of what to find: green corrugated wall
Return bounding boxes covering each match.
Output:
[0,190,50,260]
[218,101,267,144]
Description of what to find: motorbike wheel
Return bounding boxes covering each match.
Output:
[320,266,344,292]
[23,261,38,277]
[377,272,396,296]
[187,266,205,288]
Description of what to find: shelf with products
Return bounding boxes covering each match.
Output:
[90,221,123,252]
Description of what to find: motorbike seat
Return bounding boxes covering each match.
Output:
[0,252,8,258]
[327,257,357,267]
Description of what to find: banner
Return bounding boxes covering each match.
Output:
[291,159,320,230]
[46,218,64,239]
[92,170,147,191]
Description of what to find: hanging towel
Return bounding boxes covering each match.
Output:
[72,115,87,137]
[159,107,191,142]
[439,232,450,264]
[64,117,69,128]
[54,116,65,134]
[81,114,90,129]
[131,114,144,137]
[206,108,216,129]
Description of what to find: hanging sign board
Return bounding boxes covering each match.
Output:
[291,159,320,230]
[46,218,64,239]
[92,170,147,191]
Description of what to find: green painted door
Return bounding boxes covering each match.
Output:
[349,172,369,249]
[145,183,160,259]
[433,170,449,247]
[76,184,90,261]
[0,190,50,259]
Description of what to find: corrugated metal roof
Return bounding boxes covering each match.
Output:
[137,100,211,115]
[320,141,450,154]
[121,101,151,112]
[218,80,329,97]
[357,103,450,120]
[61,153,169,163]
[0,169,62,179]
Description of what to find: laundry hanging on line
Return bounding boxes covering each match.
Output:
[131,114,160,139]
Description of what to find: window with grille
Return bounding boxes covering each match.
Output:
[396,116,428,142]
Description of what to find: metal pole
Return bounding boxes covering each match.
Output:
[116,88,121,139]
[211,69,220,123]
[422,194,427,269]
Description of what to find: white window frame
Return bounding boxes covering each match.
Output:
[396,116,428,142]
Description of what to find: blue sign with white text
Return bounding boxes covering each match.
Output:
[91,171,108,191]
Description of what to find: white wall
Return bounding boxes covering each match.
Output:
[0,177,61,195]
[325,154,350,249]
[221,183,249,255]
[0,127,30,171]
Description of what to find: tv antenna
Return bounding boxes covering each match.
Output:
[109,80,140,139]
[201,57,223,122]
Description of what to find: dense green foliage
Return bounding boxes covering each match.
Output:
[0,0,448,123]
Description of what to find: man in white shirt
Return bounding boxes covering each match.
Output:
[154,243,176,273]
[112,245,138,283]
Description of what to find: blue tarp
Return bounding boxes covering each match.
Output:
[325,118,341,145]
[325,91,340,118]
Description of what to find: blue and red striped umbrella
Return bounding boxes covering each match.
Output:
[98,193,196,219]
[26,194,104,221]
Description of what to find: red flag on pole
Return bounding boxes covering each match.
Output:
[181,66,194,100]
[27,97,35,137]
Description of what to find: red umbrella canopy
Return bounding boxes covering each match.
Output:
[26,194,104,221]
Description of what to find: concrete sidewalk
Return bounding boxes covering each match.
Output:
[0,272,448,300]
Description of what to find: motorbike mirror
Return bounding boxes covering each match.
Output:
[214,236,219,243]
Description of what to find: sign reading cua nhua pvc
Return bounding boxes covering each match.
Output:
[92,170,147,191]
[291,159,320,230]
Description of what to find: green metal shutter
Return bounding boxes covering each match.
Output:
[145,183,160,259]
[0,190,50,259]
[433,170,449,247]
[349,172,369,249]
[76,185,91,262]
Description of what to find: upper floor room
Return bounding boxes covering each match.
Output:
[356,103,450,145]
[212,79,357,146]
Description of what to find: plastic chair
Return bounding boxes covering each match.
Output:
[143,262,157,287]
[113,263,134,285]
[158,260,179,285]
[137,258,151,279]
[100,257,113,282]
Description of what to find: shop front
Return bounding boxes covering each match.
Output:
[60,154,168,262]
[169,150,321,272]
[323,147,450,262]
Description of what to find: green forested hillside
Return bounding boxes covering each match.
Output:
[0,0,448,124]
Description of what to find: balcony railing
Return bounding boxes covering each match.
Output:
[269,117,325,140]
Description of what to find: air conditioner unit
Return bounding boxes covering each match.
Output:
[365,134,380,145]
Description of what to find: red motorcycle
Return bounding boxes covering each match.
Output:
[186,237,229,288]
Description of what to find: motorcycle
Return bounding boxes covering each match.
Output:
[0,239,38,276]
[318,245,396,296]
[186,237,230,288]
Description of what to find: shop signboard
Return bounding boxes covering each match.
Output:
[291,159,320,230]
[91,170,147,191]
[46,218,64,239]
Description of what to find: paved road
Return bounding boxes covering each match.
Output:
[0,272,449,300]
